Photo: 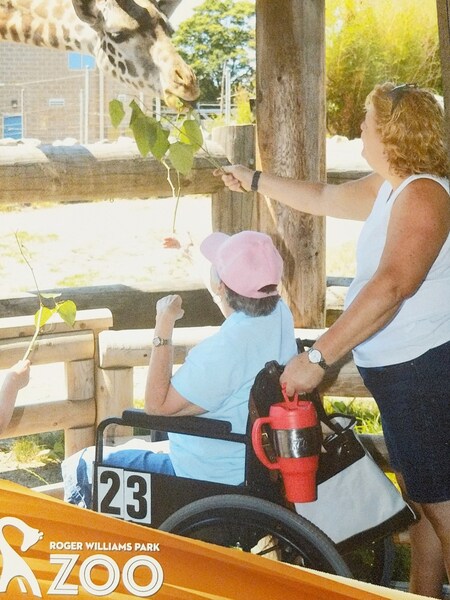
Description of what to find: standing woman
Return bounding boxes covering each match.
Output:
[217,82,450,598]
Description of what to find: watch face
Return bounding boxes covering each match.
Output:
[153,337,170,347]
[308,349,322,364]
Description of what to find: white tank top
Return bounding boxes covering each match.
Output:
[344,173,450,367]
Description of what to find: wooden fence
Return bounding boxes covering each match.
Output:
[0,310,389,498]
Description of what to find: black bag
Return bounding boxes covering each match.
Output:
[249,353,416,551]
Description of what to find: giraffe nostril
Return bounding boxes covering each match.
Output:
[174,69,185,83]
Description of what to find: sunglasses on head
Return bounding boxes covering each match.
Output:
[388,83,418,114]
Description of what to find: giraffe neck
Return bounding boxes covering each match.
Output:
[0,0,97,54]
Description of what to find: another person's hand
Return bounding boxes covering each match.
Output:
[155,295,185,325]
[280,353,325,397]
[213,165,254,192]
[162,237,181,249]
[4,359,31,391]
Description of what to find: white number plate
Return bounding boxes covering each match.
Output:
[96,466,152,524]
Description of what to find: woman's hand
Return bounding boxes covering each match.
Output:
[213,165,254,192]
[7,359,31,390]
[280,353,325,397]
[155,294,185,325]
[162,237,181,249]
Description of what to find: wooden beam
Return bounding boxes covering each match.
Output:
[255,0,326,328]
[0,141,227,204]
[98,326,371,399]
[210,125,256,234]
[0,330,94,367]
[1,398,95,439]
[437,0,450,167]
[0,287,222,331]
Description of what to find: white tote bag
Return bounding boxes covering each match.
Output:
[294,415,416,551]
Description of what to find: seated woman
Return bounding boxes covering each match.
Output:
[62,230,297,508]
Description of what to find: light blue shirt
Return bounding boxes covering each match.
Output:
[169,299,297,485]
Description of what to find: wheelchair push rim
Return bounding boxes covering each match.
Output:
[159,494,353,578]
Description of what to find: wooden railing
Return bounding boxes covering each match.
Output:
[0,309,113,458]
[0,312,382,453]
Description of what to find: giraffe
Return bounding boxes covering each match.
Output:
[0,0,199,106]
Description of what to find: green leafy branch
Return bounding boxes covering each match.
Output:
[15,233,77,361]
[109,99,233,232]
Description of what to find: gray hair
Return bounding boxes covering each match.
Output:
[224,284,280,317]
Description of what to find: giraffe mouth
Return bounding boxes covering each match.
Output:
[164,92,193,111]
[162,62,200,108]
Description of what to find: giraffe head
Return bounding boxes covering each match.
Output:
[72,0,199,105]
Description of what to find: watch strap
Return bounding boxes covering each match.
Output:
[251,170,262,192]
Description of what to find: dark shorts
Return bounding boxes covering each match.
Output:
[358,340,450,504]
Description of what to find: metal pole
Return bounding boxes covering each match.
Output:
[225,67,231,124]
[99,70,105,141]
[84,66,89,144]
[79,88,84,143]
[20,88,25,137]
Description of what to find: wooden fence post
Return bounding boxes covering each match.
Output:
[437,0,450,168]
[64,359,96,457]
[211,125,256,234]
[96,367,134,443]
[255,0,327,328]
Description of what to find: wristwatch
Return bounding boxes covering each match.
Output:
[307,347,329,371]
[152,336,172,347]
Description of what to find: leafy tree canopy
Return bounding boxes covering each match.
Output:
[173,0,255,103]
[326,0,441,138]
[173,0,441,138]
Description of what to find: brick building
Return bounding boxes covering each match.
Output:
[0,43,152,143]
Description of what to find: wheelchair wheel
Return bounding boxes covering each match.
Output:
[159,494,352,578]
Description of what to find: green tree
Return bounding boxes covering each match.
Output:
[173,0,255,103]
[326,0,441,138]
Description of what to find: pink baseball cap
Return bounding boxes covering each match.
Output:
[200,231,283,298]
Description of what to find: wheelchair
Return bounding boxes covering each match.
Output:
[92,346,411,585]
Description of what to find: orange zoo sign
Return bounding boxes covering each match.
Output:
[0,480,423,599]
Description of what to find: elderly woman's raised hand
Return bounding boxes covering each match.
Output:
[213,165,254,192]
[155,294,185,325]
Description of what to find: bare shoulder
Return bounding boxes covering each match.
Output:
[398,177,450,214]
[392,177,450,235]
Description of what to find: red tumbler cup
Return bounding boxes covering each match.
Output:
[252,399,321,503]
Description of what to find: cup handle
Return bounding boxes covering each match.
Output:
[251,417,279,470]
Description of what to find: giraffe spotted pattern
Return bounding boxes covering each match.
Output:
[0,0,199,102]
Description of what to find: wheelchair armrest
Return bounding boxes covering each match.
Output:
[120,408,234,439]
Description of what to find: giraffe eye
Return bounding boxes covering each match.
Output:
[109,31,128,43]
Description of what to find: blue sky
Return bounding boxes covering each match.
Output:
[170,0,205,27]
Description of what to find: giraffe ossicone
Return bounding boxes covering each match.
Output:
[0,0,199,104]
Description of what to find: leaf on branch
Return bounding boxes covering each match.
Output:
[56,300,77,327]
[180,119,203,151]
[130,114,158,158]
[150,126,170,161]
[109,99,126,128]
[168,142,195,175]
[40,292,62,300]
[34,306,56,329]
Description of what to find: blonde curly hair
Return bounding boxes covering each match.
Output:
[365,82,449,177]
